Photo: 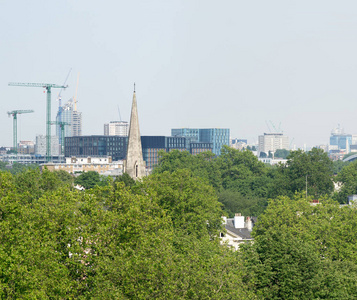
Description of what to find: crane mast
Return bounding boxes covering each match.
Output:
[50,121,71,155]
[7,110,34,154]
[9,82,67,161]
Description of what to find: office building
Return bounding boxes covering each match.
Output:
[104,121,129,136]
[171,128,230,156]
[258,133,289,155]
[65,135,128,161]
[330,127,352,153]
[56,99,82,145]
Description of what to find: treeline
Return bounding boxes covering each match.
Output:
[154,146,353,216]
[1,148,357,298]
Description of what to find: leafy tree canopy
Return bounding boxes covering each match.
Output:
[74,171,111,189]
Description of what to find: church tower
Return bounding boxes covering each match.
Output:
[124,85,146,179]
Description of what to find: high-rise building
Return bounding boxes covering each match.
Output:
[258,133,289,155]
[104,121,129,136]
[35,135,60,157]
[56,99,82,145]
[72,111,82,136]
[171,128,230,156]
[329,127,352,153]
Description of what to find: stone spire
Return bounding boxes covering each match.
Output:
[124,86,146,179]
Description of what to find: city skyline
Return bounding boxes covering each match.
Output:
[1,1,357,149]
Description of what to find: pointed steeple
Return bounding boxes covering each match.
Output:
[124,86,146,179]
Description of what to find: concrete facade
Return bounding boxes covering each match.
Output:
[258,133,289,155]
[104,121,129,136]
[42,156,123,175]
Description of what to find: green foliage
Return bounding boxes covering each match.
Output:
[333,159,350,174]
[154,150,222,189]
[215,146,266,191]
[274,148,290,159]
[139,169,224,239]
[240,195,357,299]
[0,166,254,299]
[333,160,357,203]
[74,171,111,189]
[113,172,135,187]
[218,189,267,217]
[280,148,334,198]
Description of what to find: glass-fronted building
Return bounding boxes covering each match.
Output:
[171,128,230,156]
[65,135,213,170]
[65,136,127,161]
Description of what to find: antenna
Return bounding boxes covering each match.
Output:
[117,105,122,121]
[74,72,80,111]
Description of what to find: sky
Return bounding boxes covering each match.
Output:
[1,0,357,149]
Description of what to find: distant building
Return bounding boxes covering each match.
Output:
[330,126,351,153]
[41,156,123,175]
[141,136,212,169]
[231,138,248,145]
[258,157,287,166]
[104,121,129,136]
[221,213,254,250]
[65,135,213,171]
[65,136,128,161]
[258,133,289,155]
[56,99,82,145]
[18,140,35,154]
[171,128,230,156]
[72,111,82,136]
[35,135,60,157]
[0,154,64,165]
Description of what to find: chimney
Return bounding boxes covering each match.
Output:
[246,216,252,231]
[234,213,244,229]
[222,216,227,224]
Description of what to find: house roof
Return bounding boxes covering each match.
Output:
[225,219,252,240]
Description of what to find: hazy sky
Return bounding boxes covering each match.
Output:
[1,1,357,149]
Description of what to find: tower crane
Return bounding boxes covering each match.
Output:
[8,82,68,161]
[56,69,72,145]
[7,110,34,154]
[50,121,71,155]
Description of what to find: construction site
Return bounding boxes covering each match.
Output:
[5,70,82,164]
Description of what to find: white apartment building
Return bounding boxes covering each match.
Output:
[42,156,123,175]
[258,133,289,155]
[104,121,129,136]
[35,135,60,156]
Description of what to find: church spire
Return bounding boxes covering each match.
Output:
[124,85,146,179]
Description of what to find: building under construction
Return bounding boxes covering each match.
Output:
[56,99,82,143]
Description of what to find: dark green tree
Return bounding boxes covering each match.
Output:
[274,148,290,159]
[113,172,135,187]
[281,148,334,198]
[74,171,111,189]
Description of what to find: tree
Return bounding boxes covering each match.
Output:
[274,148,289,159]
[113,172,135,187]
[153,149,222,190]
[282,148,334,198]
[333,160,357,203]
[333,159,349,174]
[139,169,224,239]
[240,195,357,299]
[218,189,267,217]
[74,171,111,189]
